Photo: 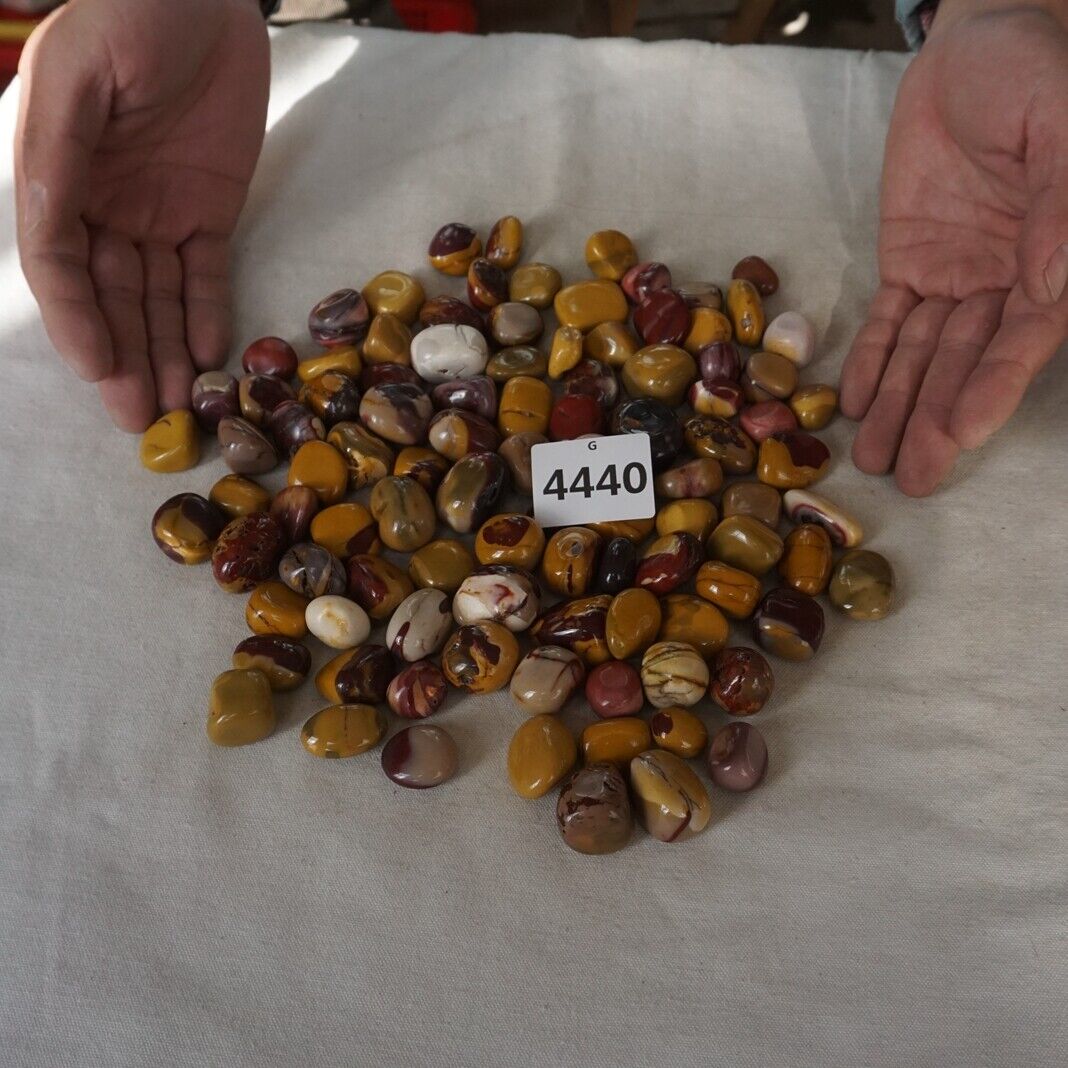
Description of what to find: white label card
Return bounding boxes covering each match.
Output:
[531,433,656,528]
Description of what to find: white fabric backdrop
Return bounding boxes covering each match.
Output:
[1,26,1065,1068]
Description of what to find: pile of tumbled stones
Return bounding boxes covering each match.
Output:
[143,216,894,854]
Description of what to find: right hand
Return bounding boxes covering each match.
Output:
[15,0,270,431]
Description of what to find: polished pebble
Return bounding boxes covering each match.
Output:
[441,621,520,692]
[510,646,586,715]
[297,347,362,382]
[316,644,394,704]
[655,498,718,543]
[585,229,638,280]
[497,375,552,438]
[140,410,199,472]
[763,310,816,368]
[654,457,724,500]
[829,549,894,620]
[783,489,864,547]
[297,371,360,427]
[369,475,436,552]
[582,717,652,767]
[553,280,628,332]
[486,345,549,382]
[781,524,833,596]
[467,257,508,312]
[548,325,585,379]
[410,323,489,383]
[757,430,830,489]
[753,588,825,661]
[431,375,498,421]
[435,451,507,534]
[641,641,709,709]
[708,515,784,576]
[453,567,539,632]
[709,646,774,715]
[697,341,742,382]
[207,669,275,747]
[605,588,662,660]
[650,707,707,759]
[731,255,778,296]
[549,393,604,440]
[208,474,271,521]
[308,288,369,346]
[621,344,696,406]
[382,724,459,789]
[310,502,379,559]
[594,536,638,595]
[789,383,838,431]
[475,514,545,570]
[741,351,799,403]
[485,215,524,269]
[542,527,602,597]
[613,397,684,471]
[562,357,619,408]
[726,278,765,346]
[388,660,449,719]
[362,270,425,324]
[392,446,451,492]
[301,704,386,758]
[721,481,782,529]
[363,312,413,365]
[694,561,763,620]
[428,222,481,276]
[269,486,320,544]
[689,377,744,419]
[488,302,544,347]
[358,383,433,447]
[245,581,309,639]
[707,722,768,792]
[270,401,326,458]
[287,440,349,505]
[556,764,633,855]
[635,532,702,595]
[419,295,488,338]
[152,493,224,564]
[622,261,672,303]
[191,371,240,431]
[507,714,577,799]
[212,514,287,593]
[218,416,278,476]
[346,553,414,620]
[386,588,453,661]
[657,594,729,658]
[305,595,371,649]
[508,263,562,309]
[531,595,612,666]
[633,289,691,347]
[684,415,756,474]
[740,399,798,443]
[232,635,310,692]
[409,539,475,594]
[585,660,644,718]
[584,321,639,368]
[629,749,711,842]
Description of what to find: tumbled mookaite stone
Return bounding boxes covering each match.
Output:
[829,549,894,620]
[641,641,709,709]
[584,321,639,369]
[553,279,628,332]
[657,594,729,658]
[621,344,697,406]
[741,351,799,404]
[563,357,620,408]
[789,383,838,431]
[287,440,349,506]
[191,370,239,431]
[346,554,413,620]
[509,262,562,309]
[783,489,864,548]
[708,722,768,792]
[393,446,451,492]
[689,377,744,419]
[584,660,643,718]
[684,415,757,475]
[310,502,380,559]
[531,595,612,666]
[316,644,394,704]
[548,325,584,379]
[152,493,224,564]
[486,345,549,382]
[411,323,490,383]
[696,341,742,382]
[682,307,733,355]
[269,400,326,458]
[621,261,672,304]
[240,373,296,426]
[629,749,711,842]
[676,280,724,311]
[408,538,475,594]
[781,524,832,596]
[386,588,453,662]
[694,561,762,620]
[595,536,637,595]
[308,288,369,347]
[612,397,684,471]
[387,660,448,719]
[635,532,702,596]
[507,713,578,799]
[650,706,707,759]
[708,516,784,577]
[232,635,310,692]
[757,430,830,489]
[245,580,309,639]
[297,347,362,383]
[556,764,632,855]
[140,410,199,473]
[753,588,825,661]
[633,289,691,347]
[498,431,545,493]
[369,475,436,552]
[419,296,488,340]
[381,724,459,789]
[498,375,552,438]
[269,485,320,544]
[709,646,773,715]
[605,588,661,660]
[363,312,414,365]
[441,621,520,693]
[297,370,360,427]
[726,278,765,346]
[428,222,481,276]
[431,375,498,421]
[361,270,425,325]
[358,383,433,446]
[212,513,287,593]
[428,408,501,461]
[305,594,371,649]
[485,214,524,270]
[740,399,797,443]
[655,457,724,500]
[218,416,278,476]
[584,229,638,280]
[655,498,718,543]
[435,451,507,534]
[542,527,603,598]
[763,310,816,368]
[510,646,586,715]
[453,566,539,632]
[301,703,386,759]
[721,481,782,530]
[488,301,544,347]
[475,514,546,570]
[549,393,604,441]
[582,717,652,767]
[731,254,779,296]
[279,542,346,598]
[207,669,275,747]
[467,256,508,312]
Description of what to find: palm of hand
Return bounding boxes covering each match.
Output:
[839,11,1068,496]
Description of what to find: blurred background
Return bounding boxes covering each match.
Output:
[0,1,907,88]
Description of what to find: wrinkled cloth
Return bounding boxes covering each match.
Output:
[1,26,1065,1068]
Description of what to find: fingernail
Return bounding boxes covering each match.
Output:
[1044,243,1068,303]
[24,179,46,235]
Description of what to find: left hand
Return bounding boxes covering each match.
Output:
[839,1,1068,496]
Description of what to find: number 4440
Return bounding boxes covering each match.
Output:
[542,462,648,500]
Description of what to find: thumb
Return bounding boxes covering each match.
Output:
[15,6,114,381]
[1018,77,1068,306]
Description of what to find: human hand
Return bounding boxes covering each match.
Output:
[15,0,270,431]
[839,1,1068,495]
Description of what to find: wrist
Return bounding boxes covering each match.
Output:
[930,0,1068,36]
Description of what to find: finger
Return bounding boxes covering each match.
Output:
[180,233,232,371]
[950,287,1067,450]
[14,7,114,381]
[142,242,195,413]
[893,292,1005,497]
[90,229,156,432]
[852,297,957,475]
[1018,77,1068,306]
[839,285,920,420]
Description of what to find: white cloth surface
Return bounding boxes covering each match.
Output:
[1,25,1066,1068]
